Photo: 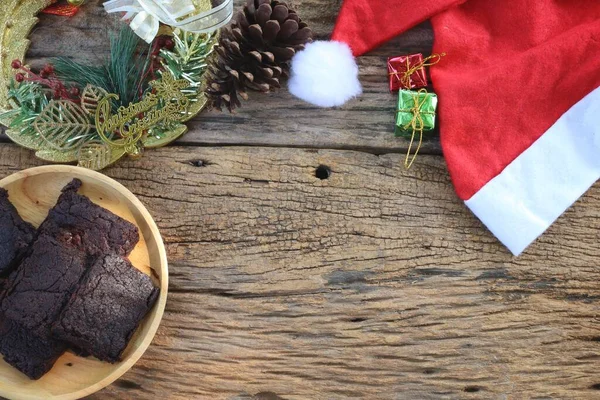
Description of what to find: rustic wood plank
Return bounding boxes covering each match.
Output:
[1,144,599,399]
[0,0,440,155]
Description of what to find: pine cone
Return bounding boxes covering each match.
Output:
[206,0,313,111]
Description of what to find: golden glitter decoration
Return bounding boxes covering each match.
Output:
[144,124,188,148]
[95,73,190,157]
[192,0,214,14]
[77,140,126,170]
[0,0,52,113]
[81,84,108,115]
[34,100,95,151]
[5,128,47,151]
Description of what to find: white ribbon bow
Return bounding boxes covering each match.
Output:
[104,0,234,43]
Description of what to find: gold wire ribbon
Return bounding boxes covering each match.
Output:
[397,89,436,169]
[389,53,446,89]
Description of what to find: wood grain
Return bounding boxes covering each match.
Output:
[0,0,441,155]
[2,0,600,399]
[1,144,599,399]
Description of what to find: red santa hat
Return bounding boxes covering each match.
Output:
[289,0,600,255]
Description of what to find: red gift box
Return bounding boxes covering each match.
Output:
[388,53,428,91]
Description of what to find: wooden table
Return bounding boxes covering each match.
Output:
[2,1,600,398]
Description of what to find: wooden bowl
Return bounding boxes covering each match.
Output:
[0,165,168,400]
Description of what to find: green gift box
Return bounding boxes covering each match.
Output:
[395,89,438,137]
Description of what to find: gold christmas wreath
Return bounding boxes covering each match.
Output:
[0,0,219,170]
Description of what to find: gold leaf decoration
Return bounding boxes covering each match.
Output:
[0,0,51,113]
[81,85,108,115]
[181,93,208,123]
[35,149,79,163]
[0,113,15,127]
[34,100,94,151]
[77,140,126,171]
[5,128,48,150]
[143,124,188,148]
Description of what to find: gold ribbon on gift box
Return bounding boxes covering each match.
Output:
[389,53,446,89]
[397,89,436,170]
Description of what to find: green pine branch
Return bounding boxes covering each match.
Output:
[146,30,216,135]
[0,80,49,135]
[159,30,217,93]
[53,27,151,106]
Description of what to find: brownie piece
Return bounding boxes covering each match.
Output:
[1,235,88,331]
[0,235,89,379]
[39,179,139,257]
[52,255,159,363]
[0,188,36,276]
[0,318,67,380]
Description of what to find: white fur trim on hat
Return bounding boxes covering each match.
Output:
[288,41,362,108]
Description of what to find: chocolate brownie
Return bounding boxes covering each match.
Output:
[0,235,89,379]
[39,179,139,257]
[1,235,88,331]
[0,318,67,380]
[0,188,36,276]
[52,255,159,363]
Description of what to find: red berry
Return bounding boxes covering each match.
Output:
[70,87,80,97]
[43,64,55,75]
[15,73,25,82]
[11,60,22,70]
[164,39,174,50]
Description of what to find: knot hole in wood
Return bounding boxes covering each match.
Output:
[315,165,331,180]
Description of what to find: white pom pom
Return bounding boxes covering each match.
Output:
[288,41,362,108]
